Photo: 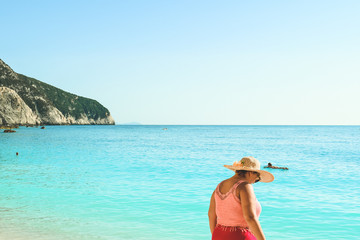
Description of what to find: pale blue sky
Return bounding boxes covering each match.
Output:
[1,1,359,124]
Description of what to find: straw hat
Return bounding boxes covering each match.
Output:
[224,156,274,183]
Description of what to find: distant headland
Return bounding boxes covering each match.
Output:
[0,59,115,126]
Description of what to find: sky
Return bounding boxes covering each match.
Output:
[1,0,360,125]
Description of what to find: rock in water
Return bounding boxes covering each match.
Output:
[4,129,16,133]
[0,59,115,126]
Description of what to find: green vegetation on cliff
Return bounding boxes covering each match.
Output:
[0,59,114,125]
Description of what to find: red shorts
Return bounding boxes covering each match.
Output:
[212,224,256,240]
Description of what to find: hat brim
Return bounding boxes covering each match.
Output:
[224,165,274,183]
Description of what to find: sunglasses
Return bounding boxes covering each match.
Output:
[254,172,261,183]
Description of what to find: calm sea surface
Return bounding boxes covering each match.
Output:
[0,125,359,240]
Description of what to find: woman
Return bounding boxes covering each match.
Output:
[208,156,274,240]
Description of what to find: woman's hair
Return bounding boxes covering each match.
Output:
[235,170,248,177]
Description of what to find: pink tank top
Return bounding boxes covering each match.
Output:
[214,180,261,227]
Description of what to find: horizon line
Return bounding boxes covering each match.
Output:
[116,123,360,126]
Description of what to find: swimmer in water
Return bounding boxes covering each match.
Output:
[264,162,288,170]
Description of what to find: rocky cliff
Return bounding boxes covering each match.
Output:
[0,59,115,126]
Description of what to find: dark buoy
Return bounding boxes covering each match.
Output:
[16,152,19,156]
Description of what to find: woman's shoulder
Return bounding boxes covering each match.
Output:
[218,178,232,186]
[216,178,240,191]
[237,181,253,191]
[234,181,252,201]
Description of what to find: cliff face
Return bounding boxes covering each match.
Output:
[0,59,115,126]
[0,87,39,125]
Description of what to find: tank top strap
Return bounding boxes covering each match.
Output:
[233,179,245,189]
[215,180,225,194]
[215,179,245,200]
[232,180,245,198]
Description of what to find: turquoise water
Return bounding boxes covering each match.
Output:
[0,125,359,239]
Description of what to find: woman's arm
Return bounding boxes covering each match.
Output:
[208,191,217,234]
[240,183,266,240]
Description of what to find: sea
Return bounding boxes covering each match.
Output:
[0,125,359,240]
